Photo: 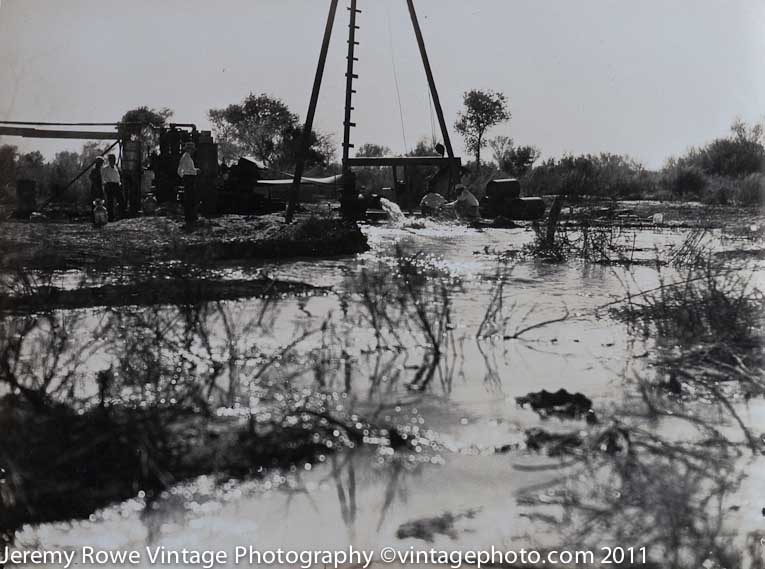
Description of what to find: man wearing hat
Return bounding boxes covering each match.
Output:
[102,153,125,221]
[178,142,200,224]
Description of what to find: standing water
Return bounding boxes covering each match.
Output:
[5,218,765,569]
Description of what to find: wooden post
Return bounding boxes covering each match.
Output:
[286,0,339,223]
[392,165,398,203]
[406,0,454,160]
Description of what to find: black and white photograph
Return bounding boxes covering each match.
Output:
[0,1,763,567]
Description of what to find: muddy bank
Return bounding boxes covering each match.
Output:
[0,213,368,271]
[0,394,425,535]
[0,396,337,533]
[0,277,328,313]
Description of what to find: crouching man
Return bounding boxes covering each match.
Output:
[450,184,480,220]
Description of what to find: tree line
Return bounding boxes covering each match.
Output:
[1,90,763,208]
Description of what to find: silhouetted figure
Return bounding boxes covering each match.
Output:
[102,154,125,221]
[89,156,104,202]
[178,142,200,224]
[89,156,105,224]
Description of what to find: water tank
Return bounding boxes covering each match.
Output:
[485,178,521,200]
[507,197,546,220]
[122,141,142,172]
[482,178,521,218]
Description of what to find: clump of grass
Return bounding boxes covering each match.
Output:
[523,194,572,261]
[620,262,762,349]
[613,257,764,449]
[523,201,640,264]
[523,222,571,261]
[343,246,460,392]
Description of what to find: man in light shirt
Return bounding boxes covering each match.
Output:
[177,142,200,224]
[101,154,125,221]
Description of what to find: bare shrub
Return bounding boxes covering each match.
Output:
[344,246,460,392]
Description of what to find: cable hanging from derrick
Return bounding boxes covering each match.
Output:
[385,2,408,155]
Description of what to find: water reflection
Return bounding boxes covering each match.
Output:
[3,223,763,568]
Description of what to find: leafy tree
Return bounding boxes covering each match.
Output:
[16,151,46,182]
[353,144,392,192]
[356,143,391,158]
[209,94,296,165]
[208,93,335,171]
[279,124,336,174]
[407,138,440,157]
[488,136,540,177]
[48,151,87,203]
[500,145,541,177]
[119,106,173,160]
[49,151,80,183]
[79,141,111,167]
[454,89,510,170]
[488,135,513,165]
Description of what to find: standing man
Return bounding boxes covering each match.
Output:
[89,157,104,203]
[178,142,199,224]
[89,156,105,224]
[102,154,125,222]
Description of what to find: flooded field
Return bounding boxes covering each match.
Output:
[3,218,764,568]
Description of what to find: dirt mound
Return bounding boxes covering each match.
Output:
[516,388,597,422]
[0,214,368,270]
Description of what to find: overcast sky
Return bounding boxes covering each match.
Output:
[0,0,763,168]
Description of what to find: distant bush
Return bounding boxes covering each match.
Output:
[487,136,541,178]
[523,153,657,199]
[697,137,764,177]
[737,173,765,208]
[617,257,763,349]
[698,174,765,207]
[700,177,735,205]
[673,119,765,179]
[661,163,706,197]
